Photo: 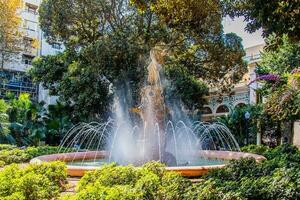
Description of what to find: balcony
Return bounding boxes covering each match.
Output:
[23,45,38,56]
[0,71,38,100]
[23,28,38,39]
[243,54,262,64]
[24,0,40,7]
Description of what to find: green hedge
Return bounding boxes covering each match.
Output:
[61,162,192,200]
[62,145,300,200]
[0,161,67,200]
[1,145,299,200]
[0,146,73,166]
[0,144,16,151]
[241,144,270,155]
[196,145,300,200]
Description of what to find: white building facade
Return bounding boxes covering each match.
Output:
[202,44,265,121]
[0,0,61,104]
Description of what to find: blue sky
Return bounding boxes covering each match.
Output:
[223,17,265,48]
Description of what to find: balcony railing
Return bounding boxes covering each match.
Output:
[243,54,261,62]
[0,71,38,100]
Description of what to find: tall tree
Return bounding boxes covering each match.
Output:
[223,0,300,41]
[0,0,23,69]
[255,35,300,121]
[31,0,247,119]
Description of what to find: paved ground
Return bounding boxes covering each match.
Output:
[190,178,203,184]
[60,177,80,196]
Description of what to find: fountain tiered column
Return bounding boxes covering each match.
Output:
[138,49,168,162]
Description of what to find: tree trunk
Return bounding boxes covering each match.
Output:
[281,121,293,144]
[275,122,281,146]
[1,53,4,70]
[256,120,262,145]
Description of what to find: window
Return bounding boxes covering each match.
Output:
[22,55,34,65]
[235,103,247,109]
[202,107,213,115]
[23,20,37,32]
[216,105,230,113]
[24,37,34,45]
[52,43,62,50]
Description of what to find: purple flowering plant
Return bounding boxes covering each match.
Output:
[249,73,281,86]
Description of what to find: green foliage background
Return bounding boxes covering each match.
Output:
[30,0,247,120]
[0,93,74,146]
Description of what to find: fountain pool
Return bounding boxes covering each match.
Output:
[30,48,266,177]
[31,150,265,177]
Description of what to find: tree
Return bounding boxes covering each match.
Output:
[0,99,13,143]
[251,35,300,143]
[218,104,264,146]
[223,0,300,41]
[255,34,300,99]
[31,0,247,119]
[262,71,300,122]
[0,0,23,69]
[44,102,74,145]
[259,35,300,75]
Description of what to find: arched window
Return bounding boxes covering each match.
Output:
[235,103,247,109]
[202,107,213,115]
[216,105,229,113]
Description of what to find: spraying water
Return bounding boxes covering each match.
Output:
[59,48,240,167]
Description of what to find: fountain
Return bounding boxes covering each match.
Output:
[31,48,265,177]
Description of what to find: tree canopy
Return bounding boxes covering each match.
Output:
[0,0,23,69]
[254,35,300,121]
[31,0,247,119]
[223,0,300,41]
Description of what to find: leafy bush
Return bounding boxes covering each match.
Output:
[0,148,29,165]
[0,93,74,146]
[62,162,191,200]
[0,161,67,200]
[0,144,16,151]
[1,145,297,200]
[241,144,269,155]
[60,145,300,200]
[199,145,300,200]
[0,145,73,166]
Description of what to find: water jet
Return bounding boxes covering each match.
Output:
[31,49,265,177]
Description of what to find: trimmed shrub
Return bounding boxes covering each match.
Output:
[200,145,300,200]
[241,144,269,155]
[0,162,67,200]
[0,146,74,166]
[61,145,300,200]
[0,144,16,151]
[62,162,191,200]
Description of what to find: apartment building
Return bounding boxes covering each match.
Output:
[0,0,62,103]
[201,43,265,121]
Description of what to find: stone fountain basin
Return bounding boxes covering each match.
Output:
[30,150,266,177]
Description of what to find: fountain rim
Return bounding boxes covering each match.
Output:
[30,150,266,177]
